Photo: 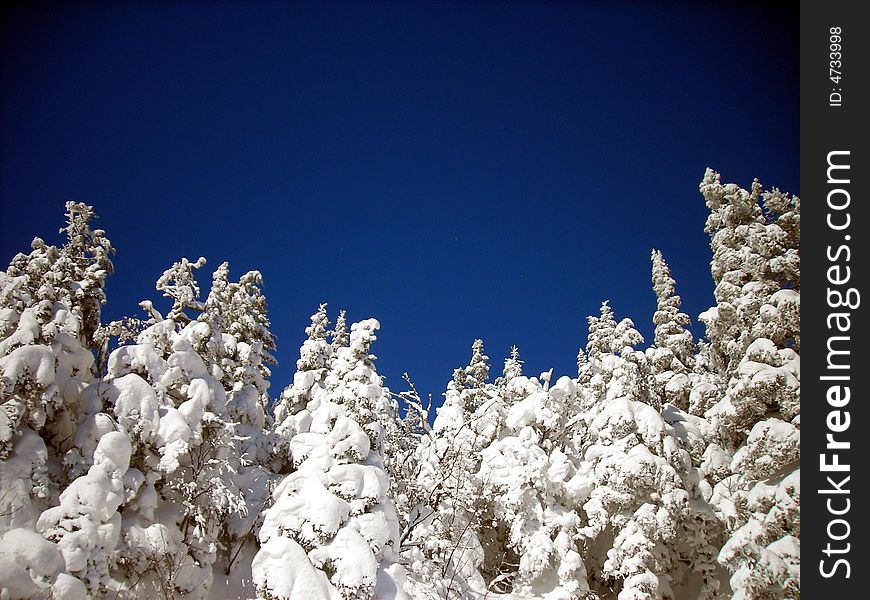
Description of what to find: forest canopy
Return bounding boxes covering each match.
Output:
[0,169,799,600]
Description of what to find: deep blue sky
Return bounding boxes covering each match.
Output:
[1,1,798,407]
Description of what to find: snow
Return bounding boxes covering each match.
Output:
[0,527,82,600]
[374,562,411,600]
[93,430,133,475]
[311,527,379,597]
[36,432,131,593]
[731,418,799,479]
[481,434,548,486]
[350,508,393,555]
[179,376,228,436]
[0,344,55,389]
[53,573,89,600]
[1,526,65,578]
[506,390,551,430]
[767,534,800,587]
[209,539,258,600]
[328,415,372,463]
[0,306,40,355]
[107,342,169,382]
[107,373,161,441]
[168,337,210,379]
[54,334,95,377]
[253,535,342,600]
[591,397,668,450]
[262,474,351,546]
[0,428,49,530]
[174,551,214,595]
[327,463,387,506]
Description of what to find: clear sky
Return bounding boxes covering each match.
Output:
[1,1,798,407]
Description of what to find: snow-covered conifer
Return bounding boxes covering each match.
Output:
[647,250,696,410]
[572,301,721,598]
[101,260,274,599]
[202,262,276,422]
[400,341,499,599]
[465,339,489,391]
[272,304,331,429]
[331,309,349,351]
[57,202,115,350]
[1,204,113,540]
[585,301,617,360]
[255,314,407,600]
[298,303,331,372]
[698,169,799,377]
[697,170,801,599]
[477,373,590,597]
[496,345,523,389]
[579,301,654,410]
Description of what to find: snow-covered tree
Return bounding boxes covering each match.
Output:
[331,309,349,352]
[0,204,115,599]
[99,259,276,599]
[198,263,278,591]
[647,250,696,411]
[256,313,407,600]
[383,373,430,553]
[155,257,208,326]
[202,262,277,403]
[579,301,654,411]
[272,303,331,430]
[465,339,489,391]
[497,345,523,389]
[401,341,497,599]
[698,169,799,378]
[573,300,723,599]
[696,170,800,599]
[1,204,114,544]
[477,372,590,597]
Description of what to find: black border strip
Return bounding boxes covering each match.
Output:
[801,1,867,595]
